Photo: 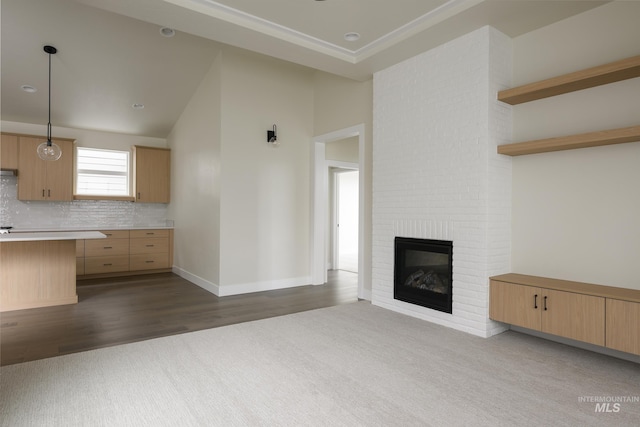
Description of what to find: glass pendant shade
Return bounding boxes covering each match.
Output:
[37,140,62,161]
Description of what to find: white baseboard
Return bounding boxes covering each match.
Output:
[172,266,220,296]
[172,266,311,297]
[359,288,372,301]
[217,276,312,297]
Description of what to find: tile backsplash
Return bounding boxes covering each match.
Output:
[0,176,169,229]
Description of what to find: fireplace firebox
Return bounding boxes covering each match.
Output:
[394,237,453,314]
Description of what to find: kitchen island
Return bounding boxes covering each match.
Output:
[0,231,105,312]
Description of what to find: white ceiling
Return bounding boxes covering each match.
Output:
[1,0,609,138]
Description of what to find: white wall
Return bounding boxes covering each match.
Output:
[372,27,512,337]
[325,137,359,163]
[167,53,222,289]
[217,49,314,292]
[511,1,640,289]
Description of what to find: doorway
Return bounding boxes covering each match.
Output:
[311,124,365,299]
[332,168,359,273]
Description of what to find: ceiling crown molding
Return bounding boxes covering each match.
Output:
[164,0,357,62]
[353,0,483,62]
[164,0,483,64]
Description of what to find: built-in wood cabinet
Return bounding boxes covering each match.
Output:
[133,146,170,203]
[489,281,540,331]
[490,279,605,346]
[539,289,605,346]
[1,240,77,311]
[1,133,19,170]
[129,229,171,270]
[490,273,640,355]
[82,230,130,275]
[17,136,74,201]
[77,228,173,278]
[606,299,640,356]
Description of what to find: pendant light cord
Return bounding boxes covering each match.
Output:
[47,48,52,147]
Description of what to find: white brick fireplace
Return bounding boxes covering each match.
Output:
[372,26,513,338]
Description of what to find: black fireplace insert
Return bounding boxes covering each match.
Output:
[394,237,453,314]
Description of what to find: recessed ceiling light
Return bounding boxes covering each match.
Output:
[344,32,360,42]
[21,85,37,93]
[159,27,175,37]
[132,103,145,110]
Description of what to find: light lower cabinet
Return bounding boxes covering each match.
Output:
[133,146,170,203]
[83,230,130,275]
[606,299,640,356]
[490,274,640,355]
[77,228,172,278]
[17,136,74,201]
[489,280,605,346]
[540,289,605,346]
[130,229,170,270]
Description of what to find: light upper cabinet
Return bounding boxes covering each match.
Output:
[1,133,19,170]
[133,146,170,203]
[17,136,74,201]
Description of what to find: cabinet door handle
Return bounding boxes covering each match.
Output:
[146,232,155,235]
[104,263,112,266]
[104,246,112,249]
[145,245,154,247]
[48,189,51,197]
[42,189,45,197]
[137,192,141,200]
[543,296,548,311]
[145,260,154,263]
[534,294,538,309]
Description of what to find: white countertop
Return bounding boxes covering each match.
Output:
[8,225,173,233]
[0,231,106,242]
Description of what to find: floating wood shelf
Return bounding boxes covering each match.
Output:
[498,55,640,105]
[497,125,640,156]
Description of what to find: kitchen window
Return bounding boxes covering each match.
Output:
[76,147,130,197]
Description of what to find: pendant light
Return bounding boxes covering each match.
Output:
[37,45,62,161]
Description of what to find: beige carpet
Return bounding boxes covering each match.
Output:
[1,302,639,426]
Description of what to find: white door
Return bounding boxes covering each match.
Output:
[336,170,359,272]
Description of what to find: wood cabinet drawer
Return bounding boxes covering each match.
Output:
[130,229,169,239]
[76,240,85,257]
[99,230,130,239]
[130,253,169,270]
[85,256,130,274]
[130,238,169,254]
[85,239,129,257]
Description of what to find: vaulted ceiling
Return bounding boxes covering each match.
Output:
[1,0,608,137]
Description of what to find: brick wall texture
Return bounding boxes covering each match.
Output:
[372,27,513,337]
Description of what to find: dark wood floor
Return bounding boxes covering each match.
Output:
[0,270,358,366]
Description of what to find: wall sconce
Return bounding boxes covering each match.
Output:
[267,124,278,145]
